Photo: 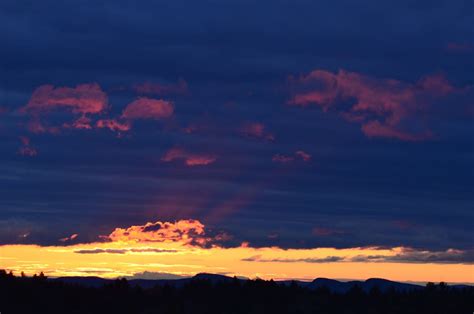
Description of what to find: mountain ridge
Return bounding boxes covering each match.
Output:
[50,273,470,293]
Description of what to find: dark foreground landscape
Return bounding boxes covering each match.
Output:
[1,270,472,314]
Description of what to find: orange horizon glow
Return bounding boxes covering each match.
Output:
[1,219,472,284]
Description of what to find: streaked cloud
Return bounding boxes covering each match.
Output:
[272,154,294,163]
[74,248,178,254]
[161,147,217,167]
[272,150,311,163]
[242,255,344,263]
[59,233,78,242]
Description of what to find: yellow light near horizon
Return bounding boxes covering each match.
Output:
[1,241,472,283]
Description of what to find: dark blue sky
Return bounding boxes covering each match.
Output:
[0,0,473,252]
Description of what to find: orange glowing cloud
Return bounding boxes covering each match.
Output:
[289,70,456,141]
[122,97,174,120]
[161,147,217,166]
[23,83,107,115]
[107,219,224,247]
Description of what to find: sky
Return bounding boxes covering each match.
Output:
[0,0,473,282]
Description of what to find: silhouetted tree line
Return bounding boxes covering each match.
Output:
[0,270,472,314]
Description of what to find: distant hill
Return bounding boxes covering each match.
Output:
[308,278,422,293]
[50,273,470,293]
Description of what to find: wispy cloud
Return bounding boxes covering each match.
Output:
[161,147,217,167]
[18,136,37,157]
[289,70,456,141]
[59,233,78,242]
[239,122,275,141]
[272,150,311,163]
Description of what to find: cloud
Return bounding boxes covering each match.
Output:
[62,116,93,130]
[20,83,110,134]
[361,120,431,141]
[122,97,174,120]
[242,255,344,263]
[1,217,473,281]
[350,248,474,264]
[288,70,456,141]
[295,150,311,161]
[243,248,474,265]
[272,154,294,163]
[126,271,188,280]
[96,119,131,132]
[59,233,78,242]
[25,119,60,134]
[18,136,37,157]
[272,150,311,163]
[133,78,189,96]
[161,147,217,166]
[107,219,225,247]
[239,122,275,141]
[74,248,178,254]
[22,83,107,115]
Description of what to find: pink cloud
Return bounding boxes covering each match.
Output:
[63,116,93,130]
[23,83,107,114]
[361,120,432,141]
[417,73,455,96]
[96,119,131,132]
[18,136,37,157]
[273,150,312,163]
[26,119,60,134]
[19,136,31,146]
[272,154,294,163]
[59,233,79,242]
[295,150,311,161]
[288,70,456,141]
[161,147,217,166]
[122,97,174,120]
[133,78,188,96]
[240,122,275,141]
